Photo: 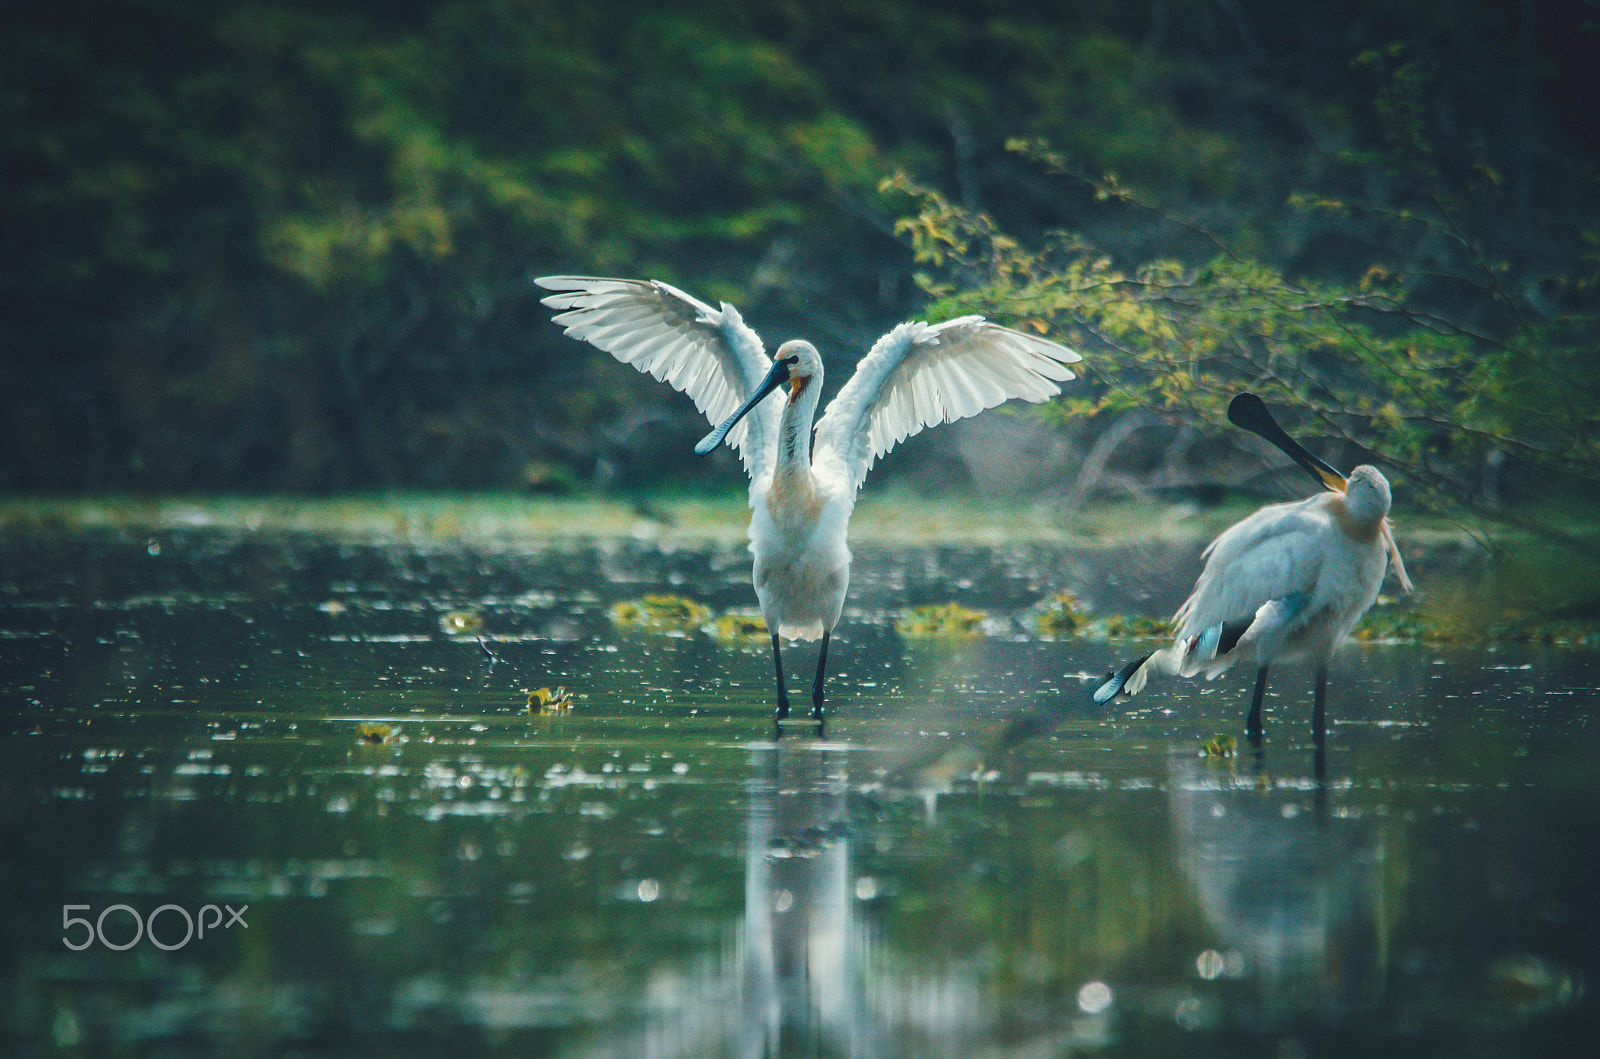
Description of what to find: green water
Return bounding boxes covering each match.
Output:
[0,524,1594,1057]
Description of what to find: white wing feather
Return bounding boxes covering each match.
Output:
[534,276,777,480]
[813,316,1080,491]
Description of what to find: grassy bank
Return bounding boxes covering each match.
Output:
[0,486,1498,547]
[2,488,1597,643]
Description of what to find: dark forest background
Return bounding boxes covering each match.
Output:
[5,0,1598,530]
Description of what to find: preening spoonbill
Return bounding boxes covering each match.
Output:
[1094,393,1413,740]
[535,276,1082,719]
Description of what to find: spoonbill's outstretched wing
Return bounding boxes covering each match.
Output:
[534,276,778,479]
[814,316,1081,491]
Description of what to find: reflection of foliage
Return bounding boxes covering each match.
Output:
[895,602,987,638]
[877,810,1177,999]
[610,593,711,633]
[1484,954,1586,1021]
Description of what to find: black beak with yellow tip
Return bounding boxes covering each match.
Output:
[695,355,798,455]
[1227,393,1347,493]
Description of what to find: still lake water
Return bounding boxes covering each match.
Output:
[1,520,1595,1057]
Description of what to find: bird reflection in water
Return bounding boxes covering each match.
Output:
[567,731,879,1058]
[741,736,869,1056]
[1167,743,1389,1032]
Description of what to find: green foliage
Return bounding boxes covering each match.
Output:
[2,0,891,490]
[884,113,1600,552]
[5,0,1597,508]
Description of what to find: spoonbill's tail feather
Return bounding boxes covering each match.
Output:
[1184,623,1224,673]
[1183,592,1309,680]
[1093,652,1155,704]
[1227,393,1347,494]
[1174,616,1258,678]
[1099,590,1311,703]
[1093,641,1186,703]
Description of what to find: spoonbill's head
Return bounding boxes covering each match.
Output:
[694,340,821,456]
[1341,464,1392,524]
[773,339,823,405]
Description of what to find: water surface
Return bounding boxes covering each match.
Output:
[1,525,1594,1057]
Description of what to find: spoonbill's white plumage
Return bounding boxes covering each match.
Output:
[536,275,1082,719]
[1095,394,1413,740]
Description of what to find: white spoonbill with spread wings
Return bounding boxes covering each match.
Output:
[536,276,1081,720]
[1095,394,1413,740]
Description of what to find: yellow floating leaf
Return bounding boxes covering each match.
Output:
[527,686,573,714]
[357,721,400,746]
[440,610,484,636]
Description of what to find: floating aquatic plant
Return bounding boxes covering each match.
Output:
[609,594,711,632]
[439,610,484,636]
[356,722,401,746]
[1036,592,1174,640]
[1093,614,1177,639]
[712,612,769,644]
[896,602,987,638]
[527,686,573,714]
[1035,592,1090,635]
[1354,602,1600,647]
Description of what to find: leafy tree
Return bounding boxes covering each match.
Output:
[3,0,1596,510]
[884,103,1600,553]
[1,0,891,490]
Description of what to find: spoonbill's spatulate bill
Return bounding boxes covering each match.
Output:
[535,276,1082,720]
[1095,393,1413,741]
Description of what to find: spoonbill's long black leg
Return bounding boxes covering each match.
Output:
[771,633,791,719]
[1312,664,1329,743]
[1246,665,1270,740]
[810,632,830,719]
